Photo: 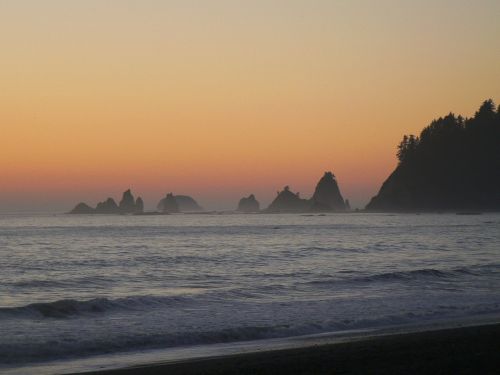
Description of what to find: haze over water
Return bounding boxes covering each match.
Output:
[1,212,500,374]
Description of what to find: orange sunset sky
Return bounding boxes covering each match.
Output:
[1,1,499,211]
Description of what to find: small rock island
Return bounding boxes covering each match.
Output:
[265,172,348,213]
[68,174,350,215]
[70,189,144,214]
[157,194,204,213]
[237,194,260,212]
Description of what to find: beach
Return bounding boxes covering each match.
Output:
[79,323,500,375]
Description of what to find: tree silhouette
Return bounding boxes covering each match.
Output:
[367,99,500,210]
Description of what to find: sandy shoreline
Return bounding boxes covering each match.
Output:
[73,323,500,375]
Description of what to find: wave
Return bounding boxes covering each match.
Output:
[4,264,499,320]
[2,302,500,365]
[0,295,190,319]
[359,268,473,282]
[0,287,268,320]
[0,324,294,364]
[308,264,500,286]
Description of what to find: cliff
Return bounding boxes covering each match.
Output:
[366,100,500,211]
[237,194,260,212]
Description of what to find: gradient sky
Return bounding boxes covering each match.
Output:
[1,0,499,211]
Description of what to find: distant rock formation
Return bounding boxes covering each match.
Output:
[266,186,310,213]
[157,194,203,213]
[69,189,144,214]
[310,172,346,211]
[265,172,348,213]
[95,198,119,214]
[345,199,351,211]
[158,193,180,213]
[118,189,144,213]
[366,100,500,211]
[135,197,144,213]
[119,189,136,213]
[174,195,203,212]
[69,202,94,214]
[237,194,260,212]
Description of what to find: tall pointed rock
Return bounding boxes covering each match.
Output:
[119,189,136,213]
[310,172,346,211]
[135,197,144,213]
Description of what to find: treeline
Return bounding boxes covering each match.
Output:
[367,100,500,210]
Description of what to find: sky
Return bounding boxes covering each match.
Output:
[1,0,499,212]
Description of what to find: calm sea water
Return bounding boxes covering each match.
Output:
[1,213,500,373]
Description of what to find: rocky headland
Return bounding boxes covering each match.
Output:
[366,100,500,211]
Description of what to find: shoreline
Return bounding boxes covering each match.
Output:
[73,322,500,375]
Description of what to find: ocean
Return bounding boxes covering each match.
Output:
[1,212,499,374]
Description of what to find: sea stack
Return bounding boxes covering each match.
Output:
[310,172,346,211]
[266,186,310,213]
[69,202,94,214]
[158,193,180,213]
[174,195,203,212]
[69,189,145,214]
[237,194,260,212]
[157,194,203,213]
[135,197,144,213]
[119,189,137,214]
[345,199,351,211]
[95,198,119,214]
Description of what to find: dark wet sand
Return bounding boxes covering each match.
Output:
[79,323,500,375]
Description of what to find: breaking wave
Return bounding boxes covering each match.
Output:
[0,295,190,319]
[308,263,500,286]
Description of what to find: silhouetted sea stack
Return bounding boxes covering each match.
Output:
[119,189,136,213]
[157,194,203,213]
[95,198,119,214]
[366,100,500,211]
[237,194,260,212]
[174,195,203,212]
[265,172,348,213]
[345,199,351,211]
[69,189,144,214]
[135,197,144,213]
[69,202,95,214]
[310,172,346,211]
[158,193,180,213]
[266,186,310,213]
